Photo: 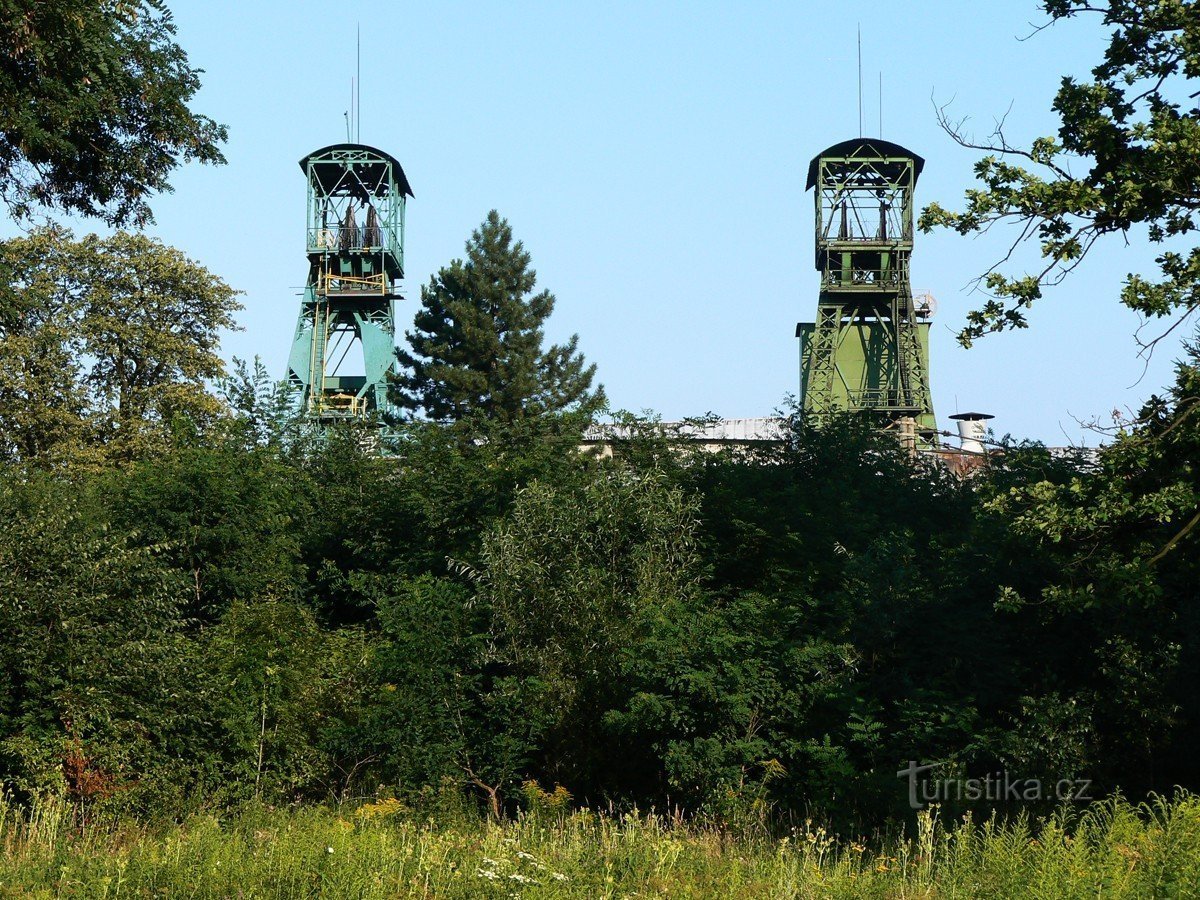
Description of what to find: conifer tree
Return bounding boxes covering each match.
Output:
[394,211,603,422]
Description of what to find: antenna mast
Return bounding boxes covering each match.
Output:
[857,25,863,137]
[356,24,361,141]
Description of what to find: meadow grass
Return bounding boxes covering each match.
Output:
[1,792,1199,898]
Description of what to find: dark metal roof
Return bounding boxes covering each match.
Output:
[806,138,925,190]
[299,143,414,198]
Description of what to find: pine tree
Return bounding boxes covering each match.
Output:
[394,211,603,422]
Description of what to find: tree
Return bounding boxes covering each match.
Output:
[915,2,1200,801]
[0,0,227,226]
[75,230,241,449]
[394,210,604,423]
[921,0,1200,348]
[0,228,93,464]
[475,472,703,795]
[610,414,1021,824]
[970,328,1200,795]
[104,443,308,623]
[204,598,338,803]
[0,226,241,464]
[0,472,189,805]
[364,470,702,815]
[217,356,302,450]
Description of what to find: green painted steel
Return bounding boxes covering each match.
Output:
[286,143,412,444]
[797,138,937,440]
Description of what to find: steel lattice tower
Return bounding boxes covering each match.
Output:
[796,139,936,440]
[286,144,413,437]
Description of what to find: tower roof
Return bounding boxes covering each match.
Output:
[806,138,925,190]
[299,143,414,198]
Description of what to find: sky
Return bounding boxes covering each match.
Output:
[73,1,1200,443]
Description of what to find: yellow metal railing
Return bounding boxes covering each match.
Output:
[320,393,366,416]
[319,271,387,295]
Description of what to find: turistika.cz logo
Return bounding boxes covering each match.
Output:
[897,761,1093,810]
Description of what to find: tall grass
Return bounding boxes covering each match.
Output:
[1,792,1199,897]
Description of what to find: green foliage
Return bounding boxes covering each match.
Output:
[605,415,1017,824]
[1,212,1198,827]
[0,0,227,225]
[71,228,241,452]
[973,329,1200,793]
[473,472,703,801]
[365,576,483,793]
[919,0,1200,345]
[0,473,187,805]
[204,599,344,804]
[0,229,92,465]
[3,380,1199,824]
[394,210,604,423]
[0,226,241,466]
[217,356,303,450]
[103,442,307,622]
[6,2,1194,828]
[360,470,703,817]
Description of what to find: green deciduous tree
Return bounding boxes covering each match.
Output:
[475,472,703,794]
[0,230,92,464]
[204,598,339,803]
[361,470,701,816]
[394,210,603,423]
[0,0,227,226]
[362,575,492,806]
[104,443,308,622]
[0,226,241,464]
[921,0,1200,347]
[608,415,1019,825]
[0,474,189,805]
[218,356,303,450]
[74,229,240,448]
[974,330,1200,793]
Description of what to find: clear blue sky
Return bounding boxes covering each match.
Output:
[126,2,1192,443]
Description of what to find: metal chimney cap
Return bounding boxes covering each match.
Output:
[949,412,994,421]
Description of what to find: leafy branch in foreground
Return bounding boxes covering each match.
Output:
[0,0,228,226]
[920,0,1199,348]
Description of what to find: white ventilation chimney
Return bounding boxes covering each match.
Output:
[949,412,994,455]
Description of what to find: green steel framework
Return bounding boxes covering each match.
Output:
[797,138,936,440]
[286,143,413,437]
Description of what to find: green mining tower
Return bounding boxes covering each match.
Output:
[286,143,413,433]
[796,138,936,440]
